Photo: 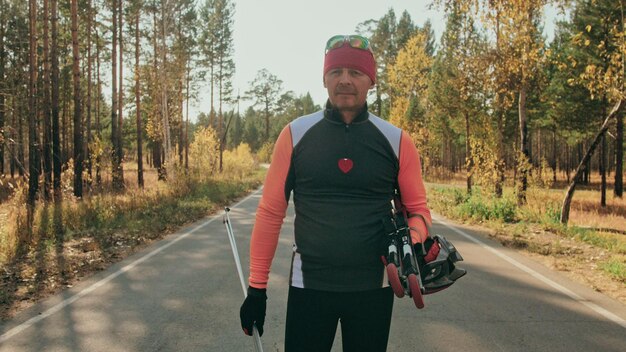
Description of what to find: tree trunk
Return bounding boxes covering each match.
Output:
[561,99,624,224]
[13,93,23,178]
[615,110,624,197]
[153,142,164,180]
[151,9,165,181]
[607,130,614,176]
[9,95,13,177]
[517,86,529,205]
[41,0,52,201]
[576,143,582,183]
[95,27,102,186]
[111,0,121,189]
[550,129,562,184]
[184,61,190,171]
[218,58,224,140]
[536,129,541,168]
[565,143,570,183]
[85,0,93,180]
[160,1,171,178]
[495,104,505,198]
[28,0,39,244]
[21,93,26,178]
[219,89,223,172]
[62,76,69,164]
[601,134,607,207]
[179,77,184,166]
[10,96,15,177]
[465,110,472,194]
[600,99,607,206]
[0,0,6,175]
[265,103,270,140]
[494,13,504,198]
[28,0,39,201]
[51,0,61,200]
[615,0,625,198]
[584,142,590,184]
[210,65,215,128]
[71,0,83,198]
[135,5,143,188]
[117,0,124,183]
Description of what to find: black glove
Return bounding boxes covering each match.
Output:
[239,286,267,336]
[415,236,467,294]
[415,237,439,270]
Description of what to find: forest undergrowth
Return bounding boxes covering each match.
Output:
[0,156,264,321]
[426,173,626,306]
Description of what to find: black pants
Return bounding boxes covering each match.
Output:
[284,286,394,352]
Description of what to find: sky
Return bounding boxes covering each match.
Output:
[188,0,563,121]
[189,0,446,119]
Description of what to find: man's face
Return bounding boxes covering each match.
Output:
[324,68,374,112]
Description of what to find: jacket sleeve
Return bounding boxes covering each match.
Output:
[248,125,293,289]
[397,130,432,244]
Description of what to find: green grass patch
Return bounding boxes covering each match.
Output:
[427,183,626,259]
[429,186,517,223]
[541,223,626,255]
[599,257,626,282]
[571,229,626,254]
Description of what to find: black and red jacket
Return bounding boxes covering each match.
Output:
[249,104,431,292]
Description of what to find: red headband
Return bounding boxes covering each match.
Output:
[323,44,376,84]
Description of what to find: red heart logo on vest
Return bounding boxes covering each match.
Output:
[338,158,353,173]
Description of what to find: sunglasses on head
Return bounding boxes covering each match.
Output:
[325,35,373,54]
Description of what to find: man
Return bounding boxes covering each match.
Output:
[239,34,432,352]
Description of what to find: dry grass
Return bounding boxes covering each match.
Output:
[521,183,626,233]
[0,159,265,320]
[426,170,626,304]
[427,170,626,232]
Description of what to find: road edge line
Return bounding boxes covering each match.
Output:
[433,214,626,330]
[0,188,263,344]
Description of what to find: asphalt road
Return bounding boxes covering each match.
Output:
[1,188,625,352]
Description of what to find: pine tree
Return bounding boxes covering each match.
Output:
[130,0,144,187]
[71,0,83,197]
[42,0,52,200]
[28,0,39,210]
[111,0,123,189]
[51,0,61,199]
[244,69,284,142]
[430,1,487,193]
[568,0,625,200]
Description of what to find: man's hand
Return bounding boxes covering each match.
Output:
[415,237,440,268]
[239,286,267,336]
[415,235,466,294]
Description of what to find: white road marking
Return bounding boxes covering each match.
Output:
[434,214,626,329]
[0,189,262,344]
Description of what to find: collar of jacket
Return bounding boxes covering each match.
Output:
[324,100,370,125]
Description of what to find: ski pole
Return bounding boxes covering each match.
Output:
[223,207,264,352]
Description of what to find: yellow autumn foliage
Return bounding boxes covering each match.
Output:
[189,126,220,177]
[388,32,432,134]
[222,143,257,180]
